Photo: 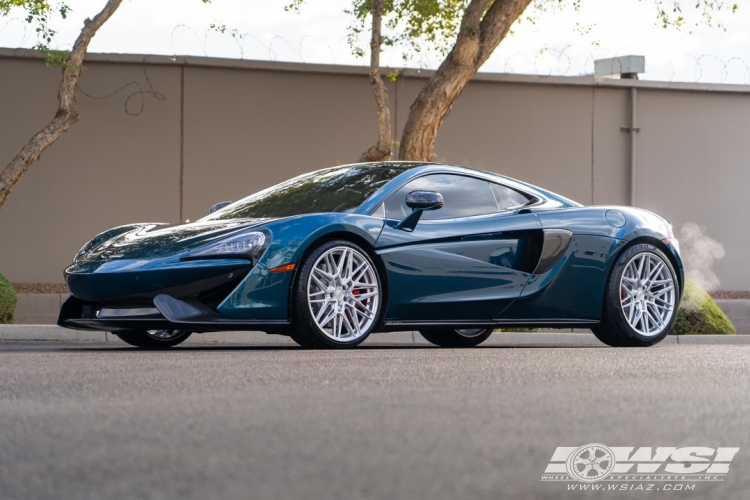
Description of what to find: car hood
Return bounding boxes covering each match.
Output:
[74,218,275,263]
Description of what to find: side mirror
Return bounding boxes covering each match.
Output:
[209,201,232,214]
[405,191,444,211]
[398,191,443,231]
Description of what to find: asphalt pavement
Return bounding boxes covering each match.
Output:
[1,338,749,500]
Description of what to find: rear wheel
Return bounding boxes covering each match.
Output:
[291,240,382,349]
[593,243,679,347]
[419,328,494,347]
[114,329,192,349]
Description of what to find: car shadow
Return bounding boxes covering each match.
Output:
[46,343,608,353]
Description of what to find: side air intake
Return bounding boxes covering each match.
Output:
[532,229,573,275]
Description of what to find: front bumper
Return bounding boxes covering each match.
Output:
[58,293,290,333]
[60,255,292,333]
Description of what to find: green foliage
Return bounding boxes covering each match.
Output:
[495,327,539,333]
[649,0,738,30]
[671,278,735,335]
[0,0,71,67]
[0,272,17,324]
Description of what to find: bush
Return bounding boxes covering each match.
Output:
[0,273,17,324]
[671,278,734,335]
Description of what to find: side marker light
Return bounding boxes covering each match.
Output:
[270,263,297,273]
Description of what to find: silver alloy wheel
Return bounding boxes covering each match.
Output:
[619,252,676,337]
[455,328,486,338]
[307,246,380,342]
[147,329,186,340]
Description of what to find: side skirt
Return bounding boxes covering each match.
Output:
[380,319,599,332]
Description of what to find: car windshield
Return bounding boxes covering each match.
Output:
[202,165,415,220]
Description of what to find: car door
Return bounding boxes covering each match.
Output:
[373,173,543,322]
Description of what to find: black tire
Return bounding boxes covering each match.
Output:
[114,329,192,349]
[592,243,680,347]
[290,240,383,349]
[419,328,494,347]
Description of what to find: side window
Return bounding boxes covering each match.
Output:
[385,174,498,220]
[491,183,532,210]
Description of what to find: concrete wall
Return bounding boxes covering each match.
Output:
[1,49,749,289]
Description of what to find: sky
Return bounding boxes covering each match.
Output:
[1,0,749,84]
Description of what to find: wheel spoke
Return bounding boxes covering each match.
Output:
[633,308,644,330]
[335,312,344,337]
[648,261,664,280]
[650,278,673,285]
[650,296,673,308]
[351,281,378,289]
[335,249,348,278]
[647,307,664,329]
[317,303,336,326]
[636,255,646,280]
[311,268,333,285]
[349,261,367,281]
[650,285,674,297]
[352,302,375,319]
[325,253,337,278]
[341,312,356,337]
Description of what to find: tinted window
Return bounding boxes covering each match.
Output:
[385,174,498,220]
[491,183,532,210]
[203,166,409,220]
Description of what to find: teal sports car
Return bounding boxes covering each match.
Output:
[59,162,683,349]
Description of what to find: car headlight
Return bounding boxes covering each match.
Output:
[187,231,267,260]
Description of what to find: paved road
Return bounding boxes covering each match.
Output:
[1,339,749,500]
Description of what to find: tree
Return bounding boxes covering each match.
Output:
[294,0,738,162]
[358,0,393,162]
[0,0,124,210]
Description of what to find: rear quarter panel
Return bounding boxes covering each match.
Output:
[501,206,680,321]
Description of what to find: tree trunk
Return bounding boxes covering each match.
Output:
[0,0,123,210]
[359,0,392,162]
[398,0,532,161]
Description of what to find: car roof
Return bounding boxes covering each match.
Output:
[347,162,582,215]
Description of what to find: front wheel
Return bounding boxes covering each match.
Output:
[593,243,679,347]
[291,240,383,349]
[419,328,494,347]
[114,329,192,349]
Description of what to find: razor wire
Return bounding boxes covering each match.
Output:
[4,21,750,118]
[164,27,750,84]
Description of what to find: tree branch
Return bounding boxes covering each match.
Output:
[0,0,123,210]
[359,0,392,162]
[478,0,532,66]
[398,0,531,161]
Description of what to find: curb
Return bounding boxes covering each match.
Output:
[1,325,749,346]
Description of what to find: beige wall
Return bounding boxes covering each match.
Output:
[1,50,749,289]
